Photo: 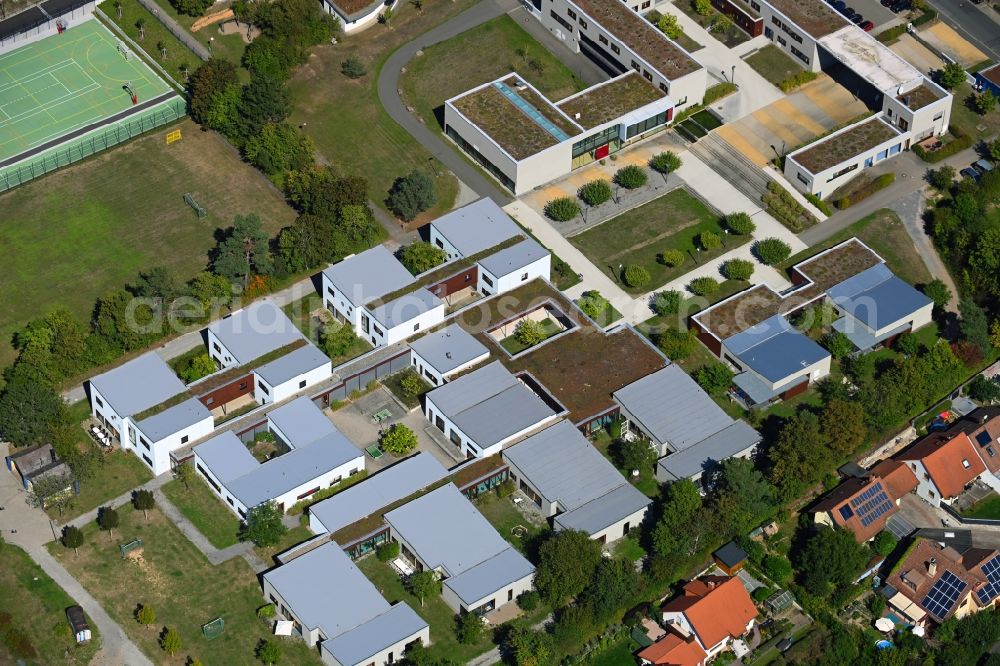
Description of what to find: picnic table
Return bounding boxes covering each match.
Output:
[371,408,391,423]
[366,444,383,459]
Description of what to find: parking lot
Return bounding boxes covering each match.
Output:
[840,0,899,31]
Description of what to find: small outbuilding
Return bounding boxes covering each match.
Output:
[713,541,748,576]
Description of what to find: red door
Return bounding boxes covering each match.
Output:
[595,144,610,159]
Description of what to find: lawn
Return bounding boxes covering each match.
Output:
[961,493,1000,520]
[673,0,749,48]
[499,318,563,355]
[54,448,153,523]
[98,0,199,85]
[48,504,322,666]
[382,369,431,409]
[0,118,294,370]
[591,430,659,498]
[589,636,642,666]
[950,83,1000,141]
[473,493,549,557]
[745,44,803,88]
[161,477,242,549]
[781,209,932,286]
[144,0,249,77]
[287,0,481,224]
[644,10,703,53]
[570,188,745,295]
[0,541,101,665]
[400,14,585,134]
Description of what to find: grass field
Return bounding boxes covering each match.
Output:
[400,15,584,133]
[0,20,172,162]
[48,503,322,666]
[55,449,154,522]
[499,318,562,355]
[474,492,548,556]
[745,44,803,88]
[950,83,1000,141]
[570,188,744,294]
[287,0,482,223]
[0,117,295,369]
[161,476,241,549]
[961,492,1000,520]
[99,0,199,85]
[589,636,641,666]
[0,541,101,665]
[144,0,248,77]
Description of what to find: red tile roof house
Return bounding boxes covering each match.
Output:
[896,430,988,508]
[637,630,707,666]
[811,460,917,542]
[657,576,758,661]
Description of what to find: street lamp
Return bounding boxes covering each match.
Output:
[731,65,736,85]
[723,228,729,247]
[208,37,214,55]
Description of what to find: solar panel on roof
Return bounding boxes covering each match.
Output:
[922,571,968,619]
[977,431,993,447]
[839,505,854,521]
[977,555,1000,605]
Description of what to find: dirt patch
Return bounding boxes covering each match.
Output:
[191,7,233,31]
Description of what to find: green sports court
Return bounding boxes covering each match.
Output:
[0,19,172,164]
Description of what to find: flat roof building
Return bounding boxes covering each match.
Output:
[207,299,304,368]
[428,197,522,261]
[408,324,490,386]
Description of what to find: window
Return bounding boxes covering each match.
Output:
[933,112,944,121]
[611,44,620,54]
[198,464,221,491]
[226,497,234,506]
[181,435,189,444]
[464,273,471,282]
[482,274,494,288]
[889,143,902,155]
[963,459,971,469]
[626,110,668,138]
[435,238,444,248]
[205,397,214,405]
[790,45,808,64]
[826,164,857,182]
[796,172,809,185]
[989,447,996,457]
[521,272,528,281]
[630,60,639,71]
[213,342,221,353]
[326,286,335,298]
[641,0,650,7]
[566,7,576,18]
[643,70,652,82]
[777,36,786,46]
[771,16,779,25]
[142,454,153,466]
[750,0,759,9]
[550,10,573,31]
[299,379,307,389]
[95,397,103,408]
[373,324,384,337]
[361,313,370,334]
[239,381,248,390]
[659,82,668,93]
[258,381,270,395]
[877,149,889,161]
[579,18,587,28]
[297,487,320,500]
[865,157,874,167]
[142,439,150,450]
[413,323,420,332]
[598,34,608,45]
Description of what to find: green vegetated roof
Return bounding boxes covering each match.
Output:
[451,82,564,161]
[764,0,848,38]
[896,84,943,111]
[191,338,310,396]
[557,72,665,129]
[132,390,194,423]
[791,117,899,174]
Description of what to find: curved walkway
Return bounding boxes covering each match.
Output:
[376,0,514,206]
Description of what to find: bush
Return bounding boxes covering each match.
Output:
[380,424,418,455]
[660,248,685,267]
[649,151,682,175]
[689,276,720,296]
[822,331,854,358]
[868,593,886,617]
[762,181,817,232]
[699,231,721,250]
[614,164,648,189]
[623,264,651,288]
[387,170,436,221]
[517,590,541,611]
[778,70,818,92]
[724,212,755,235]
[876,24,907,43]
[751,586,774,602]
[341,56,366,78]
[377,542,400,562]
[658,328,697,359]
[578,291,610,320]
[763,555,792,582]
[514,319,546,346]
[911,7,936,25]
[721,258,754,280]
[804,192,832,215]
[651,290,682,315]
[839,173,896,208]
[398,369,426,398]
[578,179,613,206]
[835,196,851,210]
[544,197,580,221]
[937,62,967,90]
[693,0,712,14]
[693,362,734,395]
[753,238,791,265]
[914,127,973,163]
[872,531,898,557]
[496,479,515,499]
[928,165,956,191]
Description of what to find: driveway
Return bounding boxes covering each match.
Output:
[918,21,988,67]
[890,34,945,76]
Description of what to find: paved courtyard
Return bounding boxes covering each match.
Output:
[890,34,945,77]
[919,21,987,67]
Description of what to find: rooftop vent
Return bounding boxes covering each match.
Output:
[574,112,581,120]
[445,352,453,359]
[927,558,938,576]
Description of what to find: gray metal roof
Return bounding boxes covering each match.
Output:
[322,245,416,307]
[553,483,651,535]
[430,198,521,257]
[322,603,427,666]
[208,300,303,366]
[444,546,535,606]
[408,324,490,376]
[503,421,627,511]
[310,454,449,535]
[427,362,555,449]
[263,542,403,641]
[478,237,548,278]
[725,315,829,383]
[134,397,211,442]
[384,484,514,577]
[369,288,443,329]
[254,342,330,386]
[89,352,186,418]
[268,397,340,446]
[613,365,735,450]
[193,431,260,484]
[656,420,761,481]
[827,264,932,332]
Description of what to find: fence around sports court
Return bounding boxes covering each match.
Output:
[0,94,186,192]
[0,0,96,53]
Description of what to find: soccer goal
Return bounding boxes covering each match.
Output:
[116,40,130,61]
[202,617,225,640]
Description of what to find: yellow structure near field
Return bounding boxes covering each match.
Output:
[166,129,182,144]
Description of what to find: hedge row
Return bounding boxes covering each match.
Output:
[876,24,907,43]
[913,126,972,163]
[778,70,818,93]
[761,180,818,232]
[834,173,896,210]
[911,8,937,26]
[804,192,833,216]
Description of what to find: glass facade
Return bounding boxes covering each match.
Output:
[461,469,510,499]
[344,527,390,559]
[571,126,621,169]
[626,110,669,140]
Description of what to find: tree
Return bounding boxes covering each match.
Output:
[544,196,581,221]
[623,264,650,288]
[399,369,426,398]
[612,438,656,473]
[657,13,682,39]
[970,374,1000,403]
[614,164,648,189]
[189,272,232,312]
[929,165,956,191]
[136,17,146,39]
[321,322,359,359]
[514,319,545,346]
[794,527,870,597]
[712,457,778,536]
[938,62,967,90]
[693,362,734,395]
[161,627,182,656]
[822,330,854,358]
[156,40,166,59]
[244,122,315,175]
[405,571,440,606]
[960,297,992,355]
[534,530,602,605]
[688,276,719,296]
[214,213,274,287]
[660,248,685,267]
[188,59,239,125]
[240,500,287,547]
[923,278,951,310]
[651,479,703,558]
[753,238,792,265]
[61,525,84,554]
[725,212,755,235]
[762,555,792,582]
[974,90,998,115]
[136,604,156,629]
[98,506,120,539]
[577,291,609,320]
[377,542,400,562]
[722,258,754,280]
[768,411,832,501]
[652,289,682,315]
[820,399,867,455]
[341,56,366,78]
[380,424,418,455]
[178,353,217,383]
[657,327,697,359]
[174,461,196,489]
[456,609,484,644]
[693,0,712,14]
[387,170,436,221]
[26,471,76,517]
[256,639,281,665]
[577,179,613,206]
[505,621,554,666]
[649,151,682,178]
[872,530,898,557]
[133,489,156,520]
[583,558,640,622]
[989,139,1000,163]
[0,378,62,447]
[238,76,292,137]
[398,242,446,275]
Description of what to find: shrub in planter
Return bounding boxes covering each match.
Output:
[623,264,651,288]
[689,276,720,296]
[651,290,682,315]
[614,164,648,189]
[660,248,685,267]
[649,151,682,175]
[752,238,791,265]
[377,542,400,562]
[578,291,610,320]
[721,258,754,280]
[544,197,580,221]
[577,179,613,206]
[699,231,721,250]
[724,212,755,235]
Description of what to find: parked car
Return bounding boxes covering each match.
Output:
[832,0,847,11]
[961,167,981,181]
[66,606,91,644]
[861,20,875,31]
[841,5,856,16]
[880,0,892,6]
[974,159,995,175]
[851,14,865,24]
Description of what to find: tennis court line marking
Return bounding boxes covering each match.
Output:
[0,60,78,95]
[0,61,101,128]
[0,80,70,120]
